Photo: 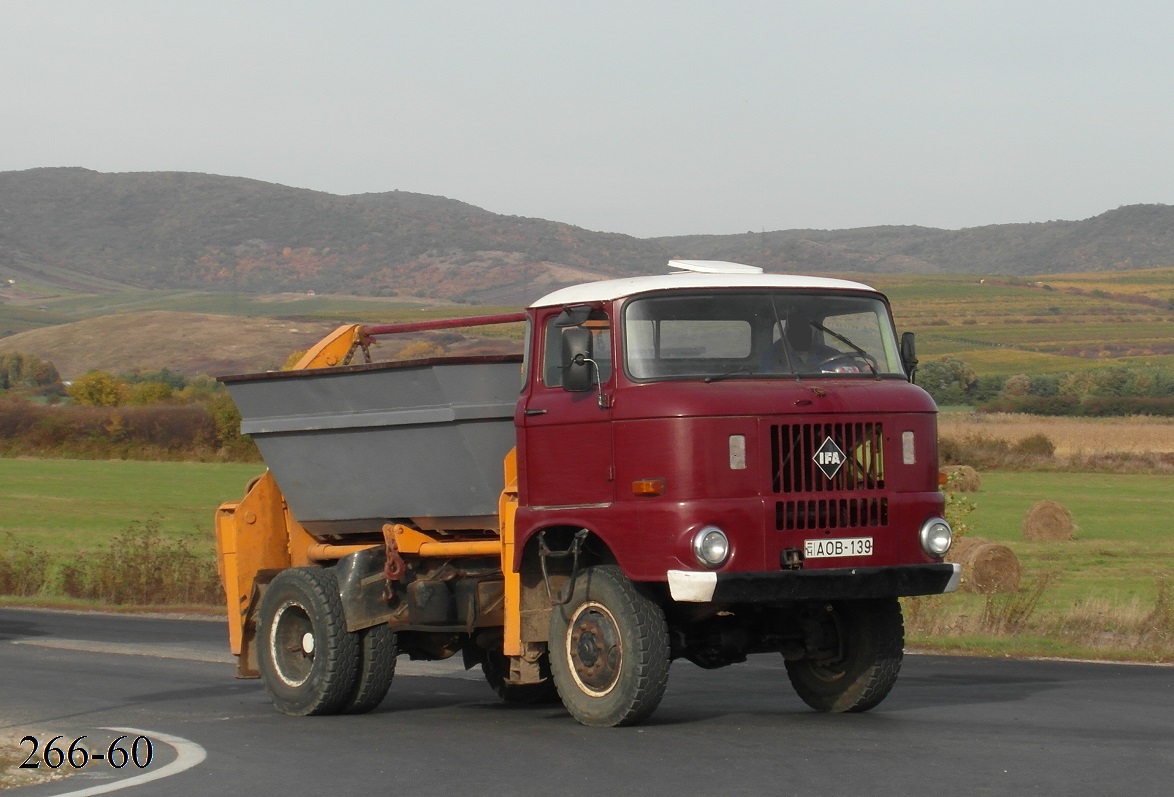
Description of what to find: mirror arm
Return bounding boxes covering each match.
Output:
[576,357,608,408]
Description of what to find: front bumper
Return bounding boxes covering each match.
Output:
[667,563,961,603]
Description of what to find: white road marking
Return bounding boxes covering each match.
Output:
[44,728,205,797]
[12,639,233,664]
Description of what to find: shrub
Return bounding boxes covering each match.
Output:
[1002,374,1032,398]
[978,396,1080,416]
[941,471,977,540]
[397,340,447,359]
[0,533,52,596]
[979,572,1054,634]
[205,392,256,458]
[938,433,1011,469]
[67,371,127,406]
[0,402,257,460]
[938,432,1059,469]
[1014,433,1056,459]
[126,381,174,405]
[59,519,222,605]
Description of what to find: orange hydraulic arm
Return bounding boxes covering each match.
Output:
[292,313,527,370]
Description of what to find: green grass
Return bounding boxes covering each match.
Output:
[904,470,1174,662]
[959,471,1174,611]
[0,458,263,556]
[2,460,1169,609]
[859,270,1174,378]
[2,460,1173,661]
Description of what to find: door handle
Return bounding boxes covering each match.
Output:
[523,408,548,416]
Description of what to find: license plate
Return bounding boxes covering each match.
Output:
[804,537,873,558]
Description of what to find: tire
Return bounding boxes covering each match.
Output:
[257,566,359,716]
[341,623,397,714]
[548,564,670,727]
[481,650,560,705]
[785,597,904,713]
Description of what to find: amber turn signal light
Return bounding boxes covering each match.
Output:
[631,478,666,497]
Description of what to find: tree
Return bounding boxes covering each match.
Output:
[1002,374,1032,398]
[67,371,126,406]
[0,352,61,391]
[126,381,174,405]
[917,357,978,405]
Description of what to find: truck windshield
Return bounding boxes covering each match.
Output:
[622,291,904,381]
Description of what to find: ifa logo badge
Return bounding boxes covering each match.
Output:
[813,437,846,479]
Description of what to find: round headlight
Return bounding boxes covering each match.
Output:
[919,518,953,557]
[692,526,730,568]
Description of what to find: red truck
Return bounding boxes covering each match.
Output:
[215,259,959,727]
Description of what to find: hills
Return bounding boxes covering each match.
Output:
[0,312,340,380]
[1,168,1171,380]
[3,168,1174,307]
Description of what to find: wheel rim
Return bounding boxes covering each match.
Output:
[565,600,623,697]
[803,608,850,682]
[269,599,316,688]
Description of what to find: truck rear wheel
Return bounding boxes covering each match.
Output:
[258,566,359,716]
[548,564,670,727]
[784,597,904,713]
[342,623,397,714]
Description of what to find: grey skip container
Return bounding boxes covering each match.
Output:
[220,355,523,535]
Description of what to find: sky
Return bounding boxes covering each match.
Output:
[3,0,1174,238]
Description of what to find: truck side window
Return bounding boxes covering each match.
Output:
[542,311,612,388]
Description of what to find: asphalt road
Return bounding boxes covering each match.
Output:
[2,606,1172,796]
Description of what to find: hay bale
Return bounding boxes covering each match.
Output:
[964,542,1022,594]
[941,465,981,492]
[1023,500,1075,541]
[946,535,988,562]
[946,536,1021,594]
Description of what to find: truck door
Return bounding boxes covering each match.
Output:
[518,309,614,509]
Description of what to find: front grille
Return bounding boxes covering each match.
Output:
[775,497,889,531]
[771,422,888,531]
[771,422,885,493]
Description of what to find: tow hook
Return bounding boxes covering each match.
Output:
[781,547,804,570]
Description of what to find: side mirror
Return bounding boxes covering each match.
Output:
[553,305,593,328]
[900,332,918,383]
[561,326,594,392]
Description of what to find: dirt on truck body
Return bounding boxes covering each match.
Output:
[214,260,959,727]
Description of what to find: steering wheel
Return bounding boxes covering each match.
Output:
[816,352,878,372]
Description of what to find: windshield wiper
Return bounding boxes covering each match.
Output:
[812,323,879,377]
[703,367,755,383]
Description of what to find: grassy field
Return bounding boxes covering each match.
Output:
[868,269,1174,376]
[0,458,262,556]
[959,471,1174,610]
[2,455,1172,661]
[939,412,1174,457]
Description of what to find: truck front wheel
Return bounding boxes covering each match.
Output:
[548,564,670,727]
[784,597,904,713]
[257,566,359,716]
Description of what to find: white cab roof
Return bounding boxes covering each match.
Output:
[530,267,878,309]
